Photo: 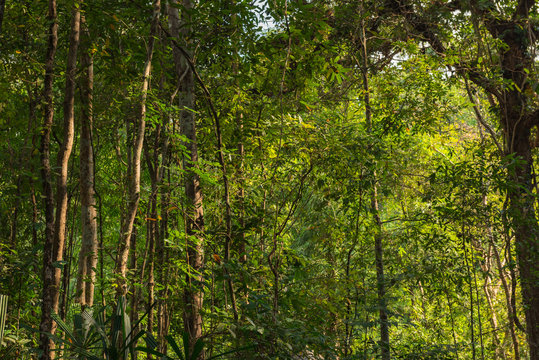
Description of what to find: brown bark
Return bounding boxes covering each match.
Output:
[115,0,161,296]
[39,2,80,359]
[52,1,80,315]
[482,5,539,356]
[76,22,98,308]
[38,0,58,357]
[167,1,205,356]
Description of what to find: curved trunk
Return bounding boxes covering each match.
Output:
[115,0,161,297]
[40,2,80,358]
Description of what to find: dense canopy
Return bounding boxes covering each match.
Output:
[1,0,539,359]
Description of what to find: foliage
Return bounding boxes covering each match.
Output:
[0,0,537,359]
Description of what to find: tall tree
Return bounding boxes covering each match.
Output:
[167,0,205,355]
[38,0,58,356]
[76,19,97,309]
[39,2,80,358]
[115,0,161,297]
[359,10,390,359]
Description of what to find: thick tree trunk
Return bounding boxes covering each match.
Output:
[76,24,98,308]
[493,11,539,357]
[115,0,161,296]
[507,133,539,358]
[167,1,205,356]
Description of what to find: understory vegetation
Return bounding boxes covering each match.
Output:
[1,0,538,359]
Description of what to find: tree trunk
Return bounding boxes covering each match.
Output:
[507,130,539,358]
[360,11,390,359]
[76,22,98,308]
[167,1,205,356]
[129,228,139,325]
[39,2,80,359]
[231,4,246,265]
[146,172,157,350]
[491,12,539,356]
[38,1,58,357]
[115,0,161,297]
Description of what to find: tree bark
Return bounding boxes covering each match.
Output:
[115,0,161,297]
[167,1,205,356]
[39,2,80,359]
[38,0,58,357]
[76,21,98,308]
[485,6,539,356]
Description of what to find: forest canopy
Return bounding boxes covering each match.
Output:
[1,0,539,359]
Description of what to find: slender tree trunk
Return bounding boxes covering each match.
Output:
[157,176,170,352]
[167,1,205,356]
[52,0,80,337]
[129,229,139,324]
[61,197,77,321]
[146,111,165,354]
[158,83,173,354]
[38,1,58,357]
[146,175,157,351]
[52,0,80,317]
[360,11,389,360]
[39,3,81,359]
[76,22,98,308]
[115,0,161,296]
[231,5,246,266]
[506,138,539,358]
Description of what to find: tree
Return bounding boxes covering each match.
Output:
[167,0,205,356]
[380,0,539,356]
[39,2,80,358]
[76,18,98,309]
[114,0,161,298]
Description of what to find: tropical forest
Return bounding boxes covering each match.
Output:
[1,0,538,359]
